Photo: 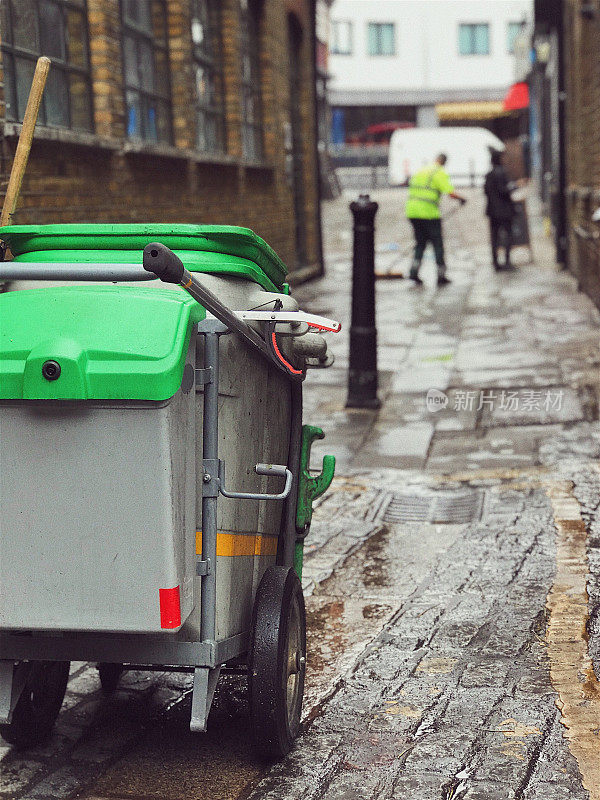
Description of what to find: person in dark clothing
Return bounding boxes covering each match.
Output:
[484,150,516,271]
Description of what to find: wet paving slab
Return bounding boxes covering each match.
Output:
[357,422,435,469]
[425,424,568,473]
[479,386,587,427]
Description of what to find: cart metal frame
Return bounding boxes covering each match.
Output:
[0,252,334,737]
[0,268,298,733]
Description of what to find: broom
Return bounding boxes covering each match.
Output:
[1,57,51,251]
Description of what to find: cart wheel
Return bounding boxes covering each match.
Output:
[0,661,70,748]
[249,566,306,760]
[97,663,123,693]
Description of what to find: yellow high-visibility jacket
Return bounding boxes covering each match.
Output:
[405,164,455,220]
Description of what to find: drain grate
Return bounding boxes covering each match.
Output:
[384,487,484,524]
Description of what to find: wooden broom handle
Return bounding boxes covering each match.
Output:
[0,56,51,227]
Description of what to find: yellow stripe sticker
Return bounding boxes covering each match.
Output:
[196,531,278,557]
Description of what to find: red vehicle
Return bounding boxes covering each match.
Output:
[347,121,415,146]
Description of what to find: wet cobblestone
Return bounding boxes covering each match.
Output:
[247,487,589,800]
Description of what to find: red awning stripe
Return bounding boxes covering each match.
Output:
[503,82,529,111]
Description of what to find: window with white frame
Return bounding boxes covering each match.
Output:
[458,23,490,55]
[367,23,395,56]
[330,20,352,55]
[507,21,523,54]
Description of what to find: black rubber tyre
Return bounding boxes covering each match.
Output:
[249,566,306,760]
[0,661,70,748]
[97,663,124,693]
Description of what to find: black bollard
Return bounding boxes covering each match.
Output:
[346,194,381,409]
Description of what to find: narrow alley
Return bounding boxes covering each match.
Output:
[2,190,598,800]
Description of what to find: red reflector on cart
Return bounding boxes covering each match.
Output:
[159,586,181,629]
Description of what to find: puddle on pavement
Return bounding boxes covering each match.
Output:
[360,528,392,588]
[303,526,403,715]
[314,525,399,596]
[304,596,393,718]
[88,675,264,800]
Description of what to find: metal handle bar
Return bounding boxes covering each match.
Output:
[218,462,293,501]
[237,310,342,333]
[0,262,153,281]
[143,242,305,381]
[0,250,311,382]
[143,242,268,353]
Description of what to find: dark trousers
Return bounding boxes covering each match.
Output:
[489,218,513,268]
[409,218,446,277]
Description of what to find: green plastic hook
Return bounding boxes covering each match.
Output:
[296,424,336,532]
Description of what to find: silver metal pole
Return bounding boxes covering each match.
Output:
[0,263,154,281]
[281,380,302,568]
[200,326,221,645]
[183,271,270,358]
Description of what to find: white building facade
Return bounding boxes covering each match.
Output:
[328,0,532,141]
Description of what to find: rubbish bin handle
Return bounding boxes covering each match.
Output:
[143,242,304,381]
[143,243,265,346]
[237,310,342,333]
[217,461,293,501]
[143,242,184,283]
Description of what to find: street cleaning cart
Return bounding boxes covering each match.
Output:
[0,224,339,758]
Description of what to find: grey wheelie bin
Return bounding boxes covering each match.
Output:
[0,224,339,758]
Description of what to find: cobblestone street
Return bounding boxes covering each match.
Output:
[290,189,600,800]
[1,190,599,799]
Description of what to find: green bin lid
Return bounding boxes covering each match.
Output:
[0,224,287,291]
[0,286,205,401]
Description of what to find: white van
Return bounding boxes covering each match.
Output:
[388,126,505,188]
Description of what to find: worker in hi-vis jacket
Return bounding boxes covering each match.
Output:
[405,153,466,286]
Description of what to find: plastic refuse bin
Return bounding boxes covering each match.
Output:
[0,224,339,757]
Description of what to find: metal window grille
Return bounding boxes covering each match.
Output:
[1,0,94,132]
[367,23,395,56]
[191,0,225,153]
[458,23,490,56]
[239,0,263,161]
[121,0,173,144]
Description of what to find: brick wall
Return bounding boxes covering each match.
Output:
[564,0,600,306]
[0,0,322,279]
